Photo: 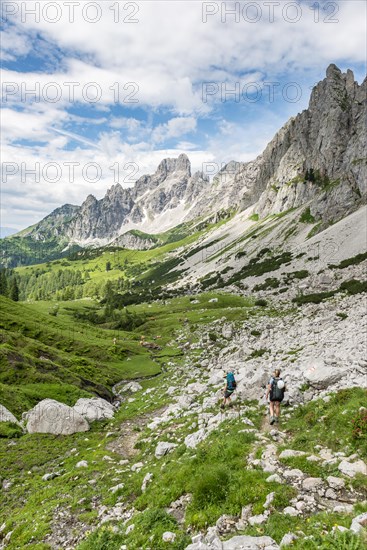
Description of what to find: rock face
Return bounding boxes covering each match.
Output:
[24,399,89,435]
[202,64,366,227]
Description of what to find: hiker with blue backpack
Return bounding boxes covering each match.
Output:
[266,368,286,424]
[221,371,237,409]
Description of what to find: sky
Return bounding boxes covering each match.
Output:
[1,0,366,232]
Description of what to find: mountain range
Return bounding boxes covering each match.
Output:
[2,64,366,268]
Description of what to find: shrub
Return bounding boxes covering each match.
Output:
[254,298,267,307]
[192,466,229,508]
[250,348,269,358]
[329,251,367,269]
[339,279,367,295]
[292,290,335,305]
[0,422,23,438]
[300,207,316,224]
[352,409,367,441]
[253,277,279,291]
[250,329,261,336]
[336,312,348,320]
[285,270,309,280]
[208,332,218,342]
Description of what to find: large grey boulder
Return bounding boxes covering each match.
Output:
[73,397,115,423]
[0,404,19,425]
[24,399,89,435]
[302,359,345,389]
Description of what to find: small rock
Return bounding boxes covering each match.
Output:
[76,460,88,468]
[283,469,304,480]
[109,483,124,494]
[327,476,345,490]
[338,459,367,478]
[131,461,143,472]
[162,531,176,543]
[264,492,275,509]
[350,512,367,533]
[42,472,60,481]
[141,472,153,492]
[333,503,354,513]
[155,441,178,459]
[248,513,268,525]
[283,506,299,516]
[266,473,282,483]
[280,533,298,547]
[302,477,323,492]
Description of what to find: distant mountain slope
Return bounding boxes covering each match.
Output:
[1,64,365,268]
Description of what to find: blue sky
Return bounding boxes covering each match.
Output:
[1,0,366,230]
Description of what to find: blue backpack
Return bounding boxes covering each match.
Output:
[227,372,237,391]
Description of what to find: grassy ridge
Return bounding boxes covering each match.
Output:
[0,296,161,416]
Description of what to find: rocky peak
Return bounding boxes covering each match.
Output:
[83,194,98,207]
[156,153,191,179]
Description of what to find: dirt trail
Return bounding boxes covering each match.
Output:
[106,405,168,458]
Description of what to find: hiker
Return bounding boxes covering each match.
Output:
[221,370,237,409]
[266,368,286,425]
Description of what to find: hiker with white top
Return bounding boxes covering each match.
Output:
[266,368,286,425]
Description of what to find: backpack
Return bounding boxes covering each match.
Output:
[227,372,237,391]
[271,377,285,401]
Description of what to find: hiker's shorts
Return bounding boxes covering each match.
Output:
[270,394,283,403]
[224,390,234,398]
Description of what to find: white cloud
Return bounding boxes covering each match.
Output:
[152,117,197,144]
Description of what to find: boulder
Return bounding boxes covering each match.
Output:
[0,404,19,425]
[302,359,345,389]
[176,394,195,409]
[326,476,345,490]
[24,399,89,435]
[186,382,207,394]
[208,371,225,386]
[222,535,279,549]
[350,512,367,533]
[302,477,324,492]
[338,459,367,477]
[185,429,207,449]
[120,381,143,393]
[73,397,115,423]
[155,441,177,459]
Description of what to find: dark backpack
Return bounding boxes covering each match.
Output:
[227,372,237,391]
[271,377,285,401]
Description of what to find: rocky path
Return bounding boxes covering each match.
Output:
[185,408,367,549]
